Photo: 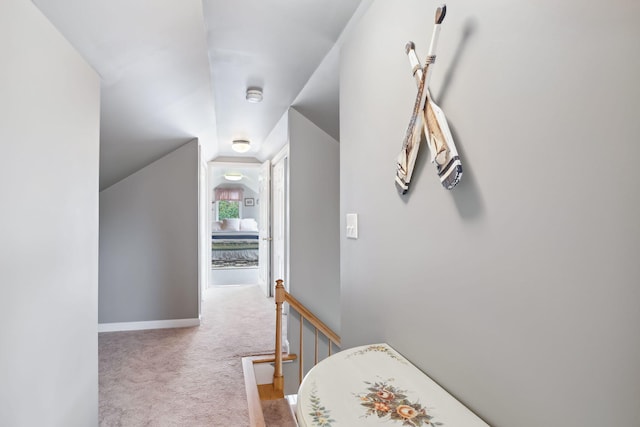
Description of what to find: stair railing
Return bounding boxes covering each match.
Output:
[273,279,341,394]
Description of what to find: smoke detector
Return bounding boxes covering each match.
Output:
[246,88,263,103]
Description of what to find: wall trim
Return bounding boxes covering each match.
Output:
[271,144,289,165]
[98,317,201,333]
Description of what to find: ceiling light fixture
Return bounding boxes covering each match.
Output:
[224,172,243,181]
[232,139,251,153]
[246,88,263,103]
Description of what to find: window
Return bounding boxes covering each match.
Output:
[217,200,240,220]
[214,187,244,220]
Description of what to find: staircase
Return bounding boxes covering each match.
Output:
[242,280,341,426]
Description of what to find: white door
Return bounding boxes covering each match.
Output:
[272,155,288,293]
[272,152,289,353]
[258,160,271,296]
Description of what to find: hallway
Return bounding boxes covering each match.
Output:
[99,285,275,426]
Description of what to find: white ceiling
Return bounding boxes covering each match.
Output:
[32,0,365,189]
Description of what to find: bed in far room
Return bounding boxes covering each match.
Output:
[211,218,259,269]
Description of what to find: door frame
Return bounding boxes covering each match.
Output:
[206,160,264,289]
[271,145,289,294]
[258,160,272,296]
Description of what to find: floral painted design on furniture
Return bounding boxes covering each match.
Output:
[356,380,443,426]
[309,382,335,427]
[347,344,408,364]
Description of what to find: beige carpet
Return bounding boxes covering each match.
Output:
[99,285,275,426]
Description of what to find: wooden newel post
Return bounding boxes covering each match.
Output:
[273,279,285,393]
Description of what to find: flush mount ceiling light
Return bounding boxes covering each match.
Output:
[232,139,251,153]
[224,172,243,181]
[245,88,263,103]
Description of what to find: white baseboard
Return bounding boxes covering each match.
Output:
[98,317,200,333]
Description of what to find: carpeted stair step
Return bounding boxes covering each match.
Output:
[261,398,298,427]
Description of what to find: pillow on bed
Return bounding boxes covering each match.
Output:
[240,218,258,231]
[211,221,223,231]
[221,218,241,231]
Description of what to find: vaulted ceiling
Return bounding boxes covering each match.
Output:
[33,0,366,189]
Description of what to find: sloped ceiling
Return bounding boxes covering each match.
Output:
[33,0,364,189]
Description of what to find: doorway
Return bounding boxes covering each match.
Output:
[207,161,270,290]
[208,161,261,286]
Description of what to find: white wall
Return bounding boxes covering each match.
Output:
[340,1,640,426]
[241,186,259,220]
[0,0,100,425]
[99,140,199,324]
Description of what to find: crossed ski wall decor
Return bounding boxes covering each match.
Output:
[395,4,462,194]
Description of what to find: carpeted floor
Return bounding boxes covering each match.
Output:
[99,285,275,426]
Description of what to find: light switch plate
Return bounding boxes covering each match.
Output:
[346,213,358,239]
